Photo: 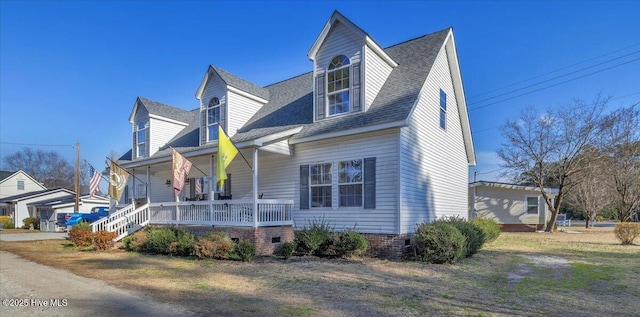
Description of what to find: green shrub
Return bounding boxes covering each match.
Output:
[471,218,501,243]
[191,231,234,259]
[413,222,466,264]
[3,220,15,229]
[123,230,149,252]
[22,217,40,230]
[94,230,117,251]
[233,240,256,262]
[437,218,485,257]
[168,230,195,256]
[295,218,333,256]
[280,241,296,259]
[145,227,179,254]
[614,222,640,245]
[334,230,370,257]
[69,222,94,247]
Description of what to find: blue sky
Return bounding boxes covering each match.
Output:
[1,1,639,182]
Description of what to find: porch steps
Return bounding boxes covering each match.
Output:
[91,203,151,241]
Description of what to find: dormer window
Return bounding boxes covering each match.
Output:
[136,120,148,158]
[207,97,221,142]
[327,55,351,116]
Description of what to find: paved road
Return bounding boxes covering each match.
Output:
[0,232,68,241]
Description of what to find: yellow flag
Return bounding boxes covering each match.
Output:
[109,161,129,201]
[217,126,238,187]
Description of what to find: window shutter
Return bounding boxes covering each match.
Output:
[220,102,227,133]
[315,74,325,121]
[364,157,376,209]
[200,108,207,145]
[352,62,362,112]
[145,123,150,157]
[132,131,137,159]
[300,165,309,209]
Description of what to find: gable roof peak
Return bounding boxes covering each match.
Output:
[129,96,192,124]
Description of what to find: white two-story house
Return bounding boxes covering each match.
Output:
[113,11,475,257]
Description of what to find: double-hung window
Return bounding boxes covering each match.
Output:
[310,163,332,207]
[17,180,25,190]
[526,196,539,214]
[439,89,447,129]
[207,97,221,142]
[136,121,148,158]
[338,159,363,207]
[327,55,350,116]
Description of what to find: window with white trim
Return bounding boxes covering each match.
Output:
[526,196,539,214]
[310,163,332,207]
[439,89,447,129]
[17,180,25,190]
[136,120,148,157]
[339,159,363,207]
[207,97,221,142]
[327,55,350,116]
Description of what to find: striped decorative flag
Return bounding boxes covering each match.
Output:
[195,178,203,200]
[89,166,101,197]
[172,149,192,196]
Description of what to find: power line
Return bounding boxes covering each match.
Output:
[469,57,640,111]
[468,42,640,100]
[1,141,75,148]
[469,50,640,106]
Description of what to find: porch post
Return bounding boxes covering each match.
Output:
[146,166,151,204]
[209,155,214,224]
[253,148,259,228]
[132,168,136,203]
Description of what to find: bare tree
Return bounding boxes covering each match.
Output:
[600,105,640,222]
[565,147,609,228]
[498,96,609,232]
[3,148,90,191]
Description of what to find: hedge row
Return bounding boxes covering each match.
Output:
[68,222,117,251]
[293,218,370,258]
[123,227,255,261]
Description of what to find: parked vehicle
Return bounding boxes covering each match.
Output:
[64,206,109,229]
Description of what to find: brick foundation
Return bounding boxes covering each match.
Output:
[362,233,413,260]
[176,225,294,256]
[499,224,543,232]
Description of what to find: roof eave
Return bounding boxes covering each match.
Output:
[308,10,368,60]
[290,120,407,145]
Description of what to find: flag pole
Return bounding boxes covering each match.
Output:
[106,157,148,185]
[219,127,253,171]
[83,159,112,183]
[167,146,208,177]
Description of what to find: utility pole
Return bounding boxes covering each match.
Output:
[75,141,80,211]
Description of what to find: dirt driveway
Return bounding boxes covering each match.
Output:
[0,251,196,317]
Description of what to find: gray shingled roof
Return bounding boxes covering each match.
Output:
[0,171,15,182]
[138,97,195,123]
[212,66,270,101]
[120,28,451,163]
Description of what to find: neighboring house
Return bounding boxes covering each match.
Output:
[28,194,109,231]
[0,170,47,218]
[113,11,475,257]
[469,181,558,232]
[0,188,75,228]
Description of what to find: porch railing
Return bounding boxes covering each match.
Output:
[148,199,293,227]
[92,203,150,241]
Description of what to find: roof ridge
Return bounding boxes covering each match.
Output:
[383,27,451,50]
[138,96,186,111]
[264,71,313,88]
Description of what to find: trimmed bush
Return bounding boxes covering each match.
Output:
[3,220,15,229]
[145,227,179,254]
[471,218,501,243]
[168,230,195,256]
[94,230,117,251]
[334,230,370,257]
[191,231,234,259]
[69,222,93,247]
[413,222,466,264]
[614,222,640,245]
[234,240,256,262]
[295,218,333,256]
[280,241,296,259]
[22,217,39,230]
[123,230,149,252]
[437,218,485,257]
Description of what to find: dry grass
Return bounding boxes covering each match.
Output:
[1,227,639,316]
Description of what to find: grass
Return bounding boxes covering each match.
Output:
[1,227,639,316]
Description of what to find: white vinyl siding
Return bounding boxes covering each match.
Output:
[227,90,265,137]
[473,186,548,225]
[0,171,47,199]
[201,73,227,144]
[149,117,186,156]
[256,129,399,233]
[364,45,393,110]
[399,43,468,233]
[314,22,362,75]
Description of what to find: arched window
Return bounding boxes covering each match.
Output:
[207,97,220,141]
[327,55,350,115]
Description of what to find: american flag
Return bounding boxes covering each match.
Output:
[89,166,101,197]
[195,178,203,200]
